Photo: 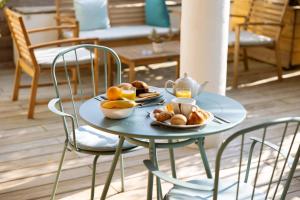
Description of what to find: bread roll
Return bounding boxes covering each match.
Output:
[170,114,187,125]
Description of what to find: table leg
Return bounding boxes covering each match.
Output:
[100,136,125,200]
[168,139,177,178]
[197,138,213,178]
[128,62,136,82]
[147,139,163,200]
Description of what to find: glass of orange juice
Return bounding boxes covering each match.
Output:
[121,86,136,100]
[175,88,192,98]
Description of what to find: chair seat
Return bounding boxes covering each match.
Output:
[228,31,274,47]
[34,47,92,68]
[166,179,265,200]
[70,125,137,152]
[64,25,179,41]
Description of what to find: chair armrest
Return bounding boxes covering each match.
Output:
[236,22,283,27]
[55,16,78,24]
[250,137,294,168]
[143,160,214,191]
[230,14,248,20]
[48,98,77,149]
[27,25,78,34]
[28,38,98,50]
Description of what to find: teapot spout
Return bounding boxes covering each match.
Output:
[198,81,208,94]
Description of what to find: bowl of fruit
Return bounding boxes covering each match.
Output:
[100,86,137,119]
[100,100,136,119]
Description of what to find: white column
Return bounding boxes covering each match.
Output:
[180,0,230,147]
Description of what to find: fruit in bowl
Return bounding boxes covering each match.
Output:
[100,100,137,119]
[107,86,123,101]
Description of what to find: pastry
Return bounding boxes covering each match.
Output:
[153,109,163,114]
[170,114,187,125]
[187,109,209,125]
[118,83,133,89]
[155,111,174,122]
[197,108,210,120]
[131,80,149,95]
[138,92,159,98]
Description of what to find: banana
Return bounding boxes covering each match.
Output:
[101,100,136,109]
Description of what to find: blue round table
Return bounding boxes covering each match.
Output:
[79,90,246,200]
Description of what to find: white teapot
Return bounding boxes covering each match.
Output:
[164,73,208,98]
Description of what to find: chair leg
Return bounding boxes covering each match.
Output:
[12,61,22,101]
[28,72,40,119]
[119,154,125,192]
[91,155,100,200]
[233,28,241,89]
[243,48,249,71]
[275,44,283,81]
[50,141,68,200]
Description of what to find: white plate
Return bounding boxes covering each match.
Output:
[150,112,214,129]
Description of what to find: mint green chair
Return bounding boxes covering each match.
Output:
[48,44,138,200]
[144,117,300,200]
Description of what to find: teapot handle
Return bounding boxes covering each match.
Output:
[164,80,175,95]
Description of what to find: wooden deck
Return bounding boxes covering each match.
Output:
[0,60,300,200]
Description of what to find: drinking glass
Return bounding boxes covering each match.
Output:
[175,88,192,98]
[121,86,136,100]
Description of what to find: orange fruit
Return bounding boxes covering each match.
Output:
[107,86,122,100]
[166,103,174,112]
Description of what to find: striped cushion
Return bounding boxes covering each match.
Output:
[35,47,92,68]
[228,31,274,46]
[166,179,265,200]
[70,125,136,152]
[64,25,179,41]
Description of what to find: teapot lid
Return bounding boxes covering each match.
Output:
[175,72,195,85]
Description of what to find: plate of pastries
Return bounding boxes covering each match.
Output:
[150,104,213,129]
[119,80,162,102]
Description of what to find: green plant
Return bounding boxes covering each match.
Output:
[0,0,9,8]
[148,28,174,43]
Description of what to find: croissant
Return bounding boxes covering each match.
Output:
[155,111,174,122]
[187,110,205,125]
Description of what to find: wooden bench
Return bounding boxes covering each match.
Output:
[55,0,180,47]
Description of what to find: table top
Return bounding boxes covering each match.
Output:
[113,41,179,61]
[79,89,247,140]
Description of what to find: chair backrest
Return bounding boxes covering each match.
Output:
[51,44,122,144]
[55,0,145,27]
[246,0,288,40]
[4,8,37,68]
[213,117,300,200]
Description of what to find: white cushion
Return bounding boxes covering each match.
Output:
[166,179,265,200]
[70,125,136,152]
[228,31,274,46]
[64,25,179,41]
[34,47,93,68]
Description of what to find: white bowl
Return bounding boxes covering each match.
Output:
[100,105,134,119]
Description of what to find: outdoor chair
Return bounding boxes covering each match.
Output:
[144,117,300,199]
[4,7,97,118]
[229,0,289,88]
[48,44,138,200]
